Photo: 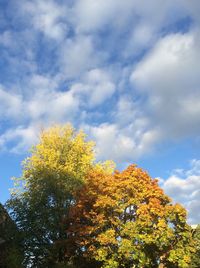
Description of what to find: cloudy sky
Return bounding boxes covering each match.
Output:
[0,0,199,224]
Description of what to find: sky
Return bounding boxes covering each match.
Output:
[0,0,199,224]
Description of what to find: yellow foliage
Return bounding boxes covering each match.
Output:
[22,124,95,190]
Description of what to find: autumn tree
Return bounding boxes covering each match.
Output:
[69,165,195,268]
[7,124,96,267]
[191,224,200,267]
[6,124,195,268]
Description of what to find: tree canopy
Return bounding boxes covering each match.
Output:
[68,165,195,268]
[7,125,96,267]
[6,124,196,268]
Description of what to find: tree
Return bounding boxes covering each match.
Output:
[0,203,23,268]
[7,124,195,267]
[191,224,200,267]
[7,124,96,267]
[69,165,195,268]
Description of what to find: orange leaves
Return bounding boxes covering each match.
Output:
[68,164,194,267]
[97,229,117,246]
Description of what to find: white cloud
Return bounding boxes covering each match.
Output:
[74,0,182,34]
[73,0,186,60]
[22,0,68,41]
[30,74,59,90]
[26,74,65,121]
[71,68,115,107]
[26,74,80,123]
[73,0,135,33]
[46,90,79,122]
[27,89,79,123]
[0,72,81,153]
[0,88,79,153]
[83,122,160,164]
[1,0,200,160]
[59,35,107,79]
[123,23,155,58]
[113,96,142,126]
[162,159,200,224]
[0,85,22,119]
[0,124,39,153]
[131,31,200,138]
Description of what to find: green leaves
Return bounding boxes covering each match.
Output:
[7,124,96,267]
[190,225,200,267]
[6,124,196,267]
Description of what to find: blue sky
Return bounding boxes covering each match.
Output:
[0,0,199,224]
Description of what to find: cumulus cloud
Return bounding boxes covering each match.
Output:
[0,89,79,153]
[73,0,135,33]
[0,124,39,153]
[0,0,199,162]
[71,68,115,107]
[113,96,142,126]
[0,72,80,152]
[22,0,68,41]
[73,0,182,34]
[59,35,107,79]
[162,159,200,224]
[131,31,200,138]
[25,74,79,123]
[83,122,160,164]
[27,89,79,123]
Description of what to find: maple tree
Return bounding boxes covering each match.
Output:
[69,165,195,268]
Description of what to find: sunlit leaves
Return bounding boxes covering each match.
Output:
[70,164,195,267]
[7,124,96,267]
[6,124,196,267]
